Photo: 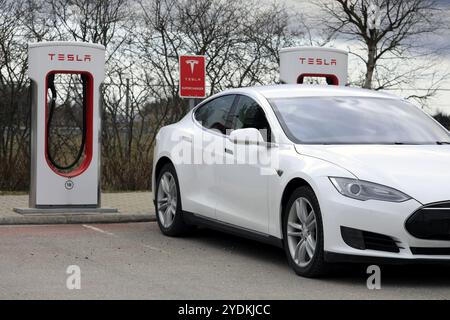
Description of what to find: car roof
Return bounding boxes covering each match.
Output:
[223,84,401,100]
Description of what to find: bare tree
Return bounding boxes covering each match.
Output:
[0,1,32,190]
[135,0,300,100]
[316,0,448,96]
[20,0,57,42]
[49,0,127,44]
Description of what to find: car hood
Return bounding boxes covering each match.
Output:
[295,144,450,205]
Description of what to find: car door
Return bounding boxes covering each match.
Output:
[215,95,272,233]
[184,94,236,219]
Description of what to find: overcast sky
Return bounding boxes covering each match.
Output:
[282,0,450,115]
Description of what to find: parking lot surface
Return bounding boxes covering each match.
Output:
[1,222,450,299]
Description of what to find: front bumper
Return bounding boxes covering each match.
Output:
[324,251,450,265]
[316,177,450,262]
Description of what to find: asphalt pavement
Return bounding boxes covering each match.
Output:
[1,222,450,299]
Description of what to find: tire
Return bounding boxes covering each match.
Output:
[282,186,329,277]
[155,163,191,236]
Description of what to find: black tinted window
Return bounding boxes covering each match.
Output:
[232,95,271,141]
[194,95,235,134]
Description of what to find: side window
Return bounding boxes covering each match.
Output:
[194,95,235,135]
[231,95,271,142]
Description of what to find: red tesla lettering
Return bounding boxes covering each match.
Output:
[298,57,338,66]
[48,53,93,62]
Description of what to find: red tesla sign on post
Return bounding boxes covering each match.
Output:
[179,55,206,98]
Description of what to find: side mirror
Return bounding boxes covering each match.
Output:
[229,128,265,145]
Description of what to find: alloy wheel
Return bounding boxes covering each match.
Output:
[287,197,318,267]
[157,171,177,228]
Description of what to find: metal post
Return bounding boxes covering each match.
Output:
[189,98,196,110]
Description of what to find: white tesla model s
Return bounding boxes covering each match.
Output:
[152,84,450,277]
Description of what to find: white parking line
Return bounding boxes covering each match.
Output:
[81,224,169,254]
[143,244,170,254]
[82,224,116,237]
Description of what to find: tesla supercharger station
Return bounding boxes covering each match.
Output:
[279,47,348,85]
[15,42,116,213]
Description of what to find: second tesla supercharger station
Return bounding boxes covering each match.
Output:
[15,42,116,213]
[279,47,348,85]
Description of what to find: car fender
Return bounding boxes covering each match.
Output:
[268,147,357,239]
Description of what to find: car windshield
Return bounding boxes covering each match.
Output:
[269,96,450,144]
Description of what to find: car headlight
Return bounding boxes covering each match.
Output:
[329,177,411,202]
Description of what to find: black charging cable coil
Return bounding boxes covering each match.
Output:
[46,73,88,171]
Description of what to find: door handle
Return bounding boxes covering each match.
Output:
[224,148,233,155]
[181,135,193,143]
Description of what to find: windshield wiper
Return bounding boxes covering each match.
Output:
[436,141,450,145]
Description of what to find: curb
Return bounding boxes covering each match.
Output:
[0,213,157,225]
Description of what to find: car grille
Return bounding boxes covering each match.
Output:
[406,201,450,240]
[341,226,401,253]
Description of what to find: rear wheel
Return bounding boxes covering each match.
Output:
[283,186,329,277]
[155,163,191,236]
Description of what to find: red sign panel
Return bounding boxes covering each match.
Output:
[179,55,206,98]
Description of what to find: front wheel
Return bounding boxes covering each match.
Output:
[155,163,191,236]
[282,186,329,277]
